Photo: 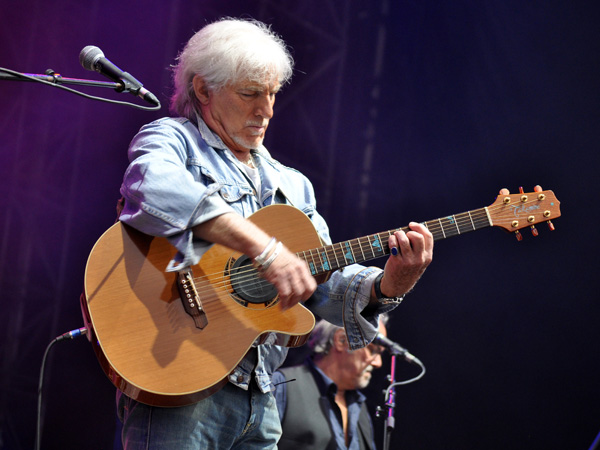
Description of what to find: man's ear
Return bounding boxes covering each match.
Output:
[192,75,210,105]
[333,329,348,352]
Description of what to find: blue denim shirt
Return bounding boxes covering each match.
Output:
[119,116,396,393]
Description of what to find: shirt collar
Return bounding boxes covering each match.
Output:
[306,358,366,404]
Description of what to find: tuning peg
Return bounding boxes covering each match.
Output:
[530,225,539,237]
[515,230,523,241]
[547,220,555,231]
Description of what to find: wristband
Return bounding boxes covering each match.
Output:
[373,272,405,305]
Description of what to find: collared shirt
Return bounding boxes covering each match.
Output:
[119,115,396,393]
[273,359,374,450]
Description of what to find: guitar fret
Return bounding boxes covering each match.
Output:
[481,208,493,228]
[470,208,488,230]
[319,248,331,271]
[444,215,460,236]
[467,210,476,230]
[299,250,309,273]
[384,231,393,255]
[366,235,375,259]
[342,241,356,264]
[455,212,473,234]
[329,245,341,270]
[451,215,460,234]
[313,249,323,273]
[307,249,318,275]
[371,233,385,258]
[437,218,447,239]
[356,237,367,263]
[333,242,346,266]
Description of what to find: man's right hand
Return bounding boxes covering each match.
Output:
[193,212,316,311]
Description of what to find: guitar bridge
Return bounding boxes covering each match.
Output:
[177,269,208,329]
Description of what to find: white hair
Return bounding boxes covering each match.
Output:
[170,17,294,119]
[308,320,342,358]
[309,313,389,359]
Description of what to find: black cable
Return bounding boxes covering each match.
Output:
[35,327,87,450]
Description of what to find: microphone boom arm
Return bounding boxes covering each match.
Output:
[0,68,121,89]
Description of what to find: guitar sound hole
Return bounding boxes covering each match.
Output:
[230,255,278,304]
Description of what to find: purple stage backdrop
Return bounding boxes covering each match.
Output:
[1,1,599,449]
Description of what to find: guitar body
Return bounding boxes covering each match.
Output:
[83,204,318,407]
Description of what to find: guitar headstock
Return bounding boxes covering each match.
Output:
[488,189,561,240]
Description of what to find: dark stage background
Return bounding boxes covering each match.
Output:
[1,1,599,449]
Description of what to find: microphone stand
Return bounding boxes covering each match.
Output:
[0,67,161,110]
[375,347,426,450]
[376,353,398,450]
[0,68,122,90]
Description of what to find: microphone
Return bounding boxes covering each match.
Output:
[372,332,418,363]
[79,45,159,106]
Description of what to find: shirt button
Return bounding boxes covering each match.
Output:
[237,375,244,383]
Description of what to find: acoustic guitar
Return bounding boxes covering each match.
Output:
[82,189,561,406]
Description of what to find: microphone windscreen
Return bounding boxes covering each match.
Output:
[79,45,104,71]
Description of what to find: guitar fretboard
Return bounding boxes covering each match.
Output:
[299,207,491,277]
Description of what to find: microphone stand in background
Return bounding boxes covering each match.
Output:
[375,347,426,450]
[377,353,399,450]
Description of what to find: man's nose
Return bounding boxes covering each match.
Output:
[255,96,274,118]
[371,353,383,368]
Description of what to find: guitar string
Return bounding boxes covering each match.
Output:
[187,215,491,297]
[190,199,553,299]
[187,195,554,299]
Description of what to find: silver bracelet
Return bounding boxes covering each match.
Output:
[254,237,277,266]
[378,295,405,305]
[259,241,283,271]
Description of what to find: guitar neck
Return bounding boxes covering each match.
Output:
[299,207,491,277]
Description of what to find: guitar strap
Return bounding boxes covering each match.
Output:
[273,187,290,206]
[115,196,125,221]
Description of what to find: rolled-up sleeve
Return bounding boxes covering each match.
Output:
[305,265,396,350]
[119,120,234,269]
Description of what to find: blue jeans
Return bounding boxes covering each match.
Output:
[117,382,282,449]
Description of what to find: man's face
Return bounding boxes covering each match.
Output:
[338,324,386,390]
[197,76,279,152]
